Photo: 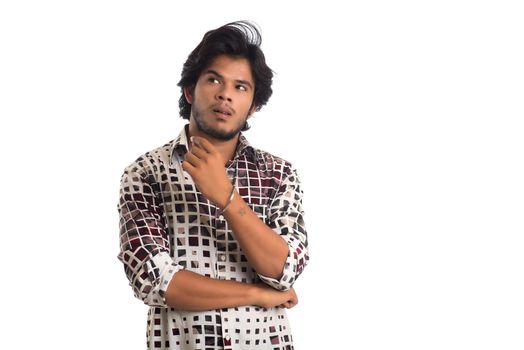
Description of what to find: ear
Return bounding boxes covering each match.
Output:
[183,87,194,104]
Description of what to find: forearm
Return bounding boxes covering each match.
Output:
[165,270,258,311]
[221,188,289,279]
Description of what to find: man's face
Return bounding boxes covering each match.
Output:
[185,55,256,141]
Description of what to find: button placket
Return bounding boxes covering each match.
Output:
[223,333,232,348]
[217,158,238,349]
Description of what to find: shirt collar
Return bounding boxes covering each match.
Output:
[170,124,255,168]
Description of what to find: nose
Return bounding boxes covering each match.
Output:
[216,84,233,103]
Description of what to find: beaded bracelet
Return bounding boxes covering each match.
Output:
[218,186,235,216]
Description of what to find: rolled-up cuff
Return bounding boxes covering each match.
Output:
[257,237,304,291]
[142,252,185,307]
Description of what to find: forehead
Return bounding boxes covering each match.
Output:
[201,55,254,83]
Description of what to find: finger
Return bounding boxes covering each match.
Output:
[189,145,208,159]
[289,290,298,305]
[192,136,214,154]
[286,294,298,307]
[184,152,202,167]
[181,160,195,172]
[282,301,295,309]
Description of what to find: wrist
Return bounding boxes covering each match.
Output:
[217,185,235,213]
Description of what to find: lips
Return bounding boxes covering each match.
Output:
[212,104,233,117]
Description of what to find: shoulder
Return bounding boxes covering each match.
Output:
[251,146,299,184]
[120,139,175,180]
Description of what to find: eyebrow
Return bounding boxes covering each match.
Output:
[204,69,254,90]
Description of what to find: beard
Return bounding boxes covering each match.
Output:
[191,104,248,141]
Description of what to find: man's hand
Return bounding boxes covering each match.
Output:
[252,284,298,309]
[182,136,233,208]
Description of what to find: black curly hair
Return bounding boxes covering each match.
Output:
[177,21,274,132]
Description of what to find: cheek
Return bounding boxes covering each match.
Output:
[239,94,255,112]
[194,84,214,100]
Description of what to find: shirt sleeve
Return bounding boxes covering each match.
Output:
[116,166,184,307]
[258,163,309,291]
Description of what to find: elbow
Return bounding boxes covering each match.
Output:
[258,243,310,292]
[120,251,182,308]
[127,266,170,307]
[293,244,309,277]
[134,283,166,307]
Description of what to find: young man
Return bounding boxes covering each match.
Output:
[117,21,309,350]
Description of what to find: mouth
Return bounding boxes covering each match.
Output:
[212,105,233,119]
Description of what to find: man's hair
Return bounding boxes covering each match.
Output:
[177,20,274,132]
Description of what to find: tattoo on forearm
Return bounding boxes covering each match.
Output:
[238,207,246,216]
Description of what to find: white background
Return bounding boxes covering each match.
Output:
[1,1,523,349]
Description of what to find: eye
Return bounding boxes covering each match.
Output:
[237,85,247,91]
[208,77,220,84]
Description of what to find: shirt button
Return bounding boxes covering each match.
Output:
[219,254,226,262]
[219,214,224,220]
[224,335,231,341]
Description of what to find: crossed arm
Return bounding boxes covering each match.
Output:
[164,270,297,311]
[117,162,308,312]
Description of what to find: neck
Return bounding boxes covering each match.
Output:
[186,124,239,165]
